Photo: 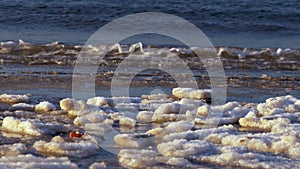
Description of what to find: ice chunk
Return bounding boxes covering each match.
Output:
[221,133,300,157]
[141,93,169,100]
[87,97,110,107]
[0,94,29,104]
[118,149,159,168]
[239,117,290,130]
[257,95,300,116]
[0,154,78,169]
[0,143,26,156]
[194,146,300,168]
[151,103,193,123]
[197,105,209,116]
[136,111,153,123]
[165,157,196,168]
[33,136,98,157]
[114,133,155,148]
[60,98,88,116]
[9,103,35,111]
[2,116,68,136]
[119,117,136,127]
[157,139,213,157]
[89,162,106,169]
[172,88,211,100]
[272,123,300,137]
[35,101,56,112]
[73,110,106,126]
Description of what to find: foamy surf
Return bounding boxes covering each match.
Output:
[0,40,299,70]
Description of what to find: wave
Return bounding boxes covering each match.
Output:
[0,40,299,70]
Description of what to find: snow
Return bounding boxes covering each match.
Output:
[35,101,56,112]
[195,146,300,168]
[89,162,106,169]
[60,98,88,116]
[0,154,78,169]
[157,139,213,157]
[33,136,98,157]
[9,103,35,111]
[239,117,290,130]
[118,149,159,168]
[114,133,155,148]
[0,143,26,156]
[73,110,107,126]
[136,111,153,123]
[0,94,29,104]
[172,87,211,100]
[2,116,68,136]
[87,97,110,107]
[119,117,136,127]
[1,90,300,168]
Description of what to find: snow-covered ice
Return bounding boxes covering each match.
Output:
[35,101,56,112]
[0,94,29,104]
[2,116,68,136]
[33,136,98,157]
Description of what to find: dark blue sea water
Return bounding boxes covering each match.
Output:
[0,0,299,48]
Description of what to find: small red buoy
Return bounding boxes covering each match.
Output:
[69,129,84,139]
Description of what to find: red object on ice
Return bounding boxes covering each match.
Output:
[69,129,84,138]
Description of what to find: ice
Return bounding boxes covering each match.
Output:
[9,103,35,111]
[87,97,110,107]
[221,132,300,157]
[0,154,78,169]
[165,157,196,168]
[35,101,56,112]
[162,124,237,143]
[33,136,98,157]
[0,143,26,156]
[147,121,194,136]
[272,123,300,137]
[73,110,107,126]
[118,149,160,168]
[157,139,214,157]
[239,117,290,130]
[119,117,136,127]
[151,103,194,123]
[89,162,106,169]
[109,112,125,121]
[194,146,300,169]
[136,111,153,123]
[141,93,169,100]
[60,98,88,116]
[0,94,29,104]
[172,88,211,100]
[114,133,155,148]
[111,97,141,105]
[2,116,68,136]
[197,105,209,116]
[115,103,143,111]
[257,95,300,116]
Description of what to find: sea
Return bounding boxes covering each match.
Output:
[0,0,299,48]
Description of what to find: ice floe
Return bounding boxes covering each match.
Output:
[172,87,211,100]
[2,116,68,136]
[35,101,56,112]
[0,143,26,156]
[33,136,98,157]
[1,89,299,168]
[0,154,78,169]
[0,94,29,104]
